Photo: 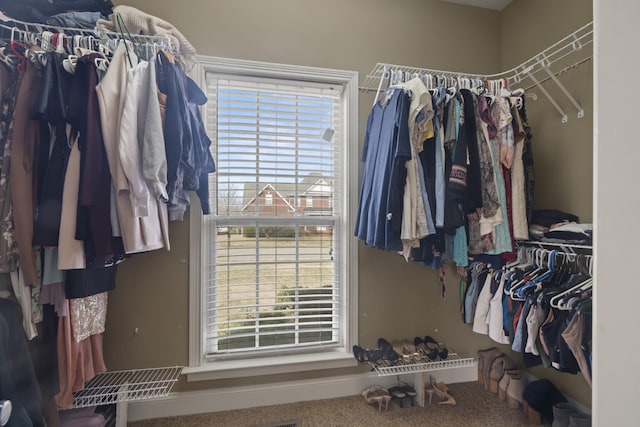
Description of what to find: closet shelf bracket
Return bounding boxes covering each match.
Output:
[524,68,568,123]
[540,63,585,119]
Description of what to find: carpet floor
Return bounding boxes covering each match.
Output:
[129,381,536,426]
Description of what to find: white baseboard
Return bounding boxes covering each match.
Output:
[128,363,478,422]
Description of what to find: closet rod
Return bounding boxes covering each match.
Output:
[517,240,592,254]
[359,21,592,122]
[360,21,592,91]
[0,16,174,47]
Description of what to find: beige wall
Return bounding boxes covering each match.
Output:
[502,0,593,223]
[104,0,592,406]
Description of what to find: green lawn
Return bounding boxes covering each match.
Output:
[210,233,336,351]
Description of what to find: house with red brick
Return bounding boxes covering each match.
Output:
[240,173,333,217]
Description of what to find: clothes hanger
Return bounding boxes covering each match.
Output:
[0,45,17,70]
[62,54,77,73]
[116,12,135,68]
[550,277,592,310]
[512,250,558,301]
[508,249,548,299]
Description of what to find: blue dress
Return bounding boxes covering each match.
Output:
[355,89,411,251]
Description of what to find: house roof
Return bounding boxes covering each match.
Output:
[240,183,296,212]
[241,173,332,208]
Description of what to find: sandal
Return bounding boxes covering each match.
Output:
[387,386,408,407]
[399,385,417,406]
[362,386,391,412]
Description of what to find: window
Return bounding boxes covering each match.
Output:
[188,56,359,380]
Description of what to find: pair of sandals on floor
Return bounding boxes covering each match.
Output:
[361,385,417,411]
[353,336,449,367]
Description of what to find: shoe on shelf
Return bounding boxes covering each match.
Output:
[352,346,388,368]
[424,336,449,360]
[377,338,400,365]
[413,336,432,360]
[401,340,422,363]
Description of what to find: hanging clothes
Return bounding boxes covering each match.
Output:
[357,75,534,274]
[95,42,168,254]
[355,88,411,251]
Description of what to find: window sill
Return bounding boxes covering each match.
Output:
[183,349,357,382]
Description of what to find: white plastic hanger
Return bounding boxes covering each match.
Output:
[550,277,592,310]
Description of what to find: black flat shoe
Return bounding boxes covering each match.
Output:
[424,336,449,360]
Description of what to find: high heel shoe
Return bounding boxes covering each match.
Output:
[424,336,449,360]
[426,376,456,405]
[399,385,417,406]
[362,386,391,412]
[388,386,408,408]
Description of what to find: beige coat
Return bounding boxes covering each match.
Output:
[95,43,169,255]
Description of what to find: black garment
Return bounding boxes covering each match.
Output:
[32,53,73,247]
[0,0,113,23]
[443,95,466,231]
[460,89,482,214]
[65,264,117,299]
[520,102,535,224]
[532,209,579,227]
[522,379,567,423]
[419,135,437,221]
[0,299,45,427]
[410,231,445,269]
[69,54,124,265]
[27,305,59,399]
[32,126,69,246]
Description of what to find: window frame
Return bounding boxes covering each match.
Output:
[186,56,359,381]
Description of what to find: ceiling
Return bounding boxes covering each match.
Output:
[439,0,513,11]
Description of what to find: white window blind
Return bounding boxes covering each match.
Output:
[204,73,345,356]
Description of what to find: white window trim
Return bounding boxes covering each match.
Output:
[186,55,359,381]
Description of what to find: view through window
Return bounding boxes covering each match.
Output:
[204,73,345,356]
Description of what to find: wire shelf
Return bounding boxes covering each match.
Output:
[359,22,592,92]
[72,366,183,409]
[372,353,475,377]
